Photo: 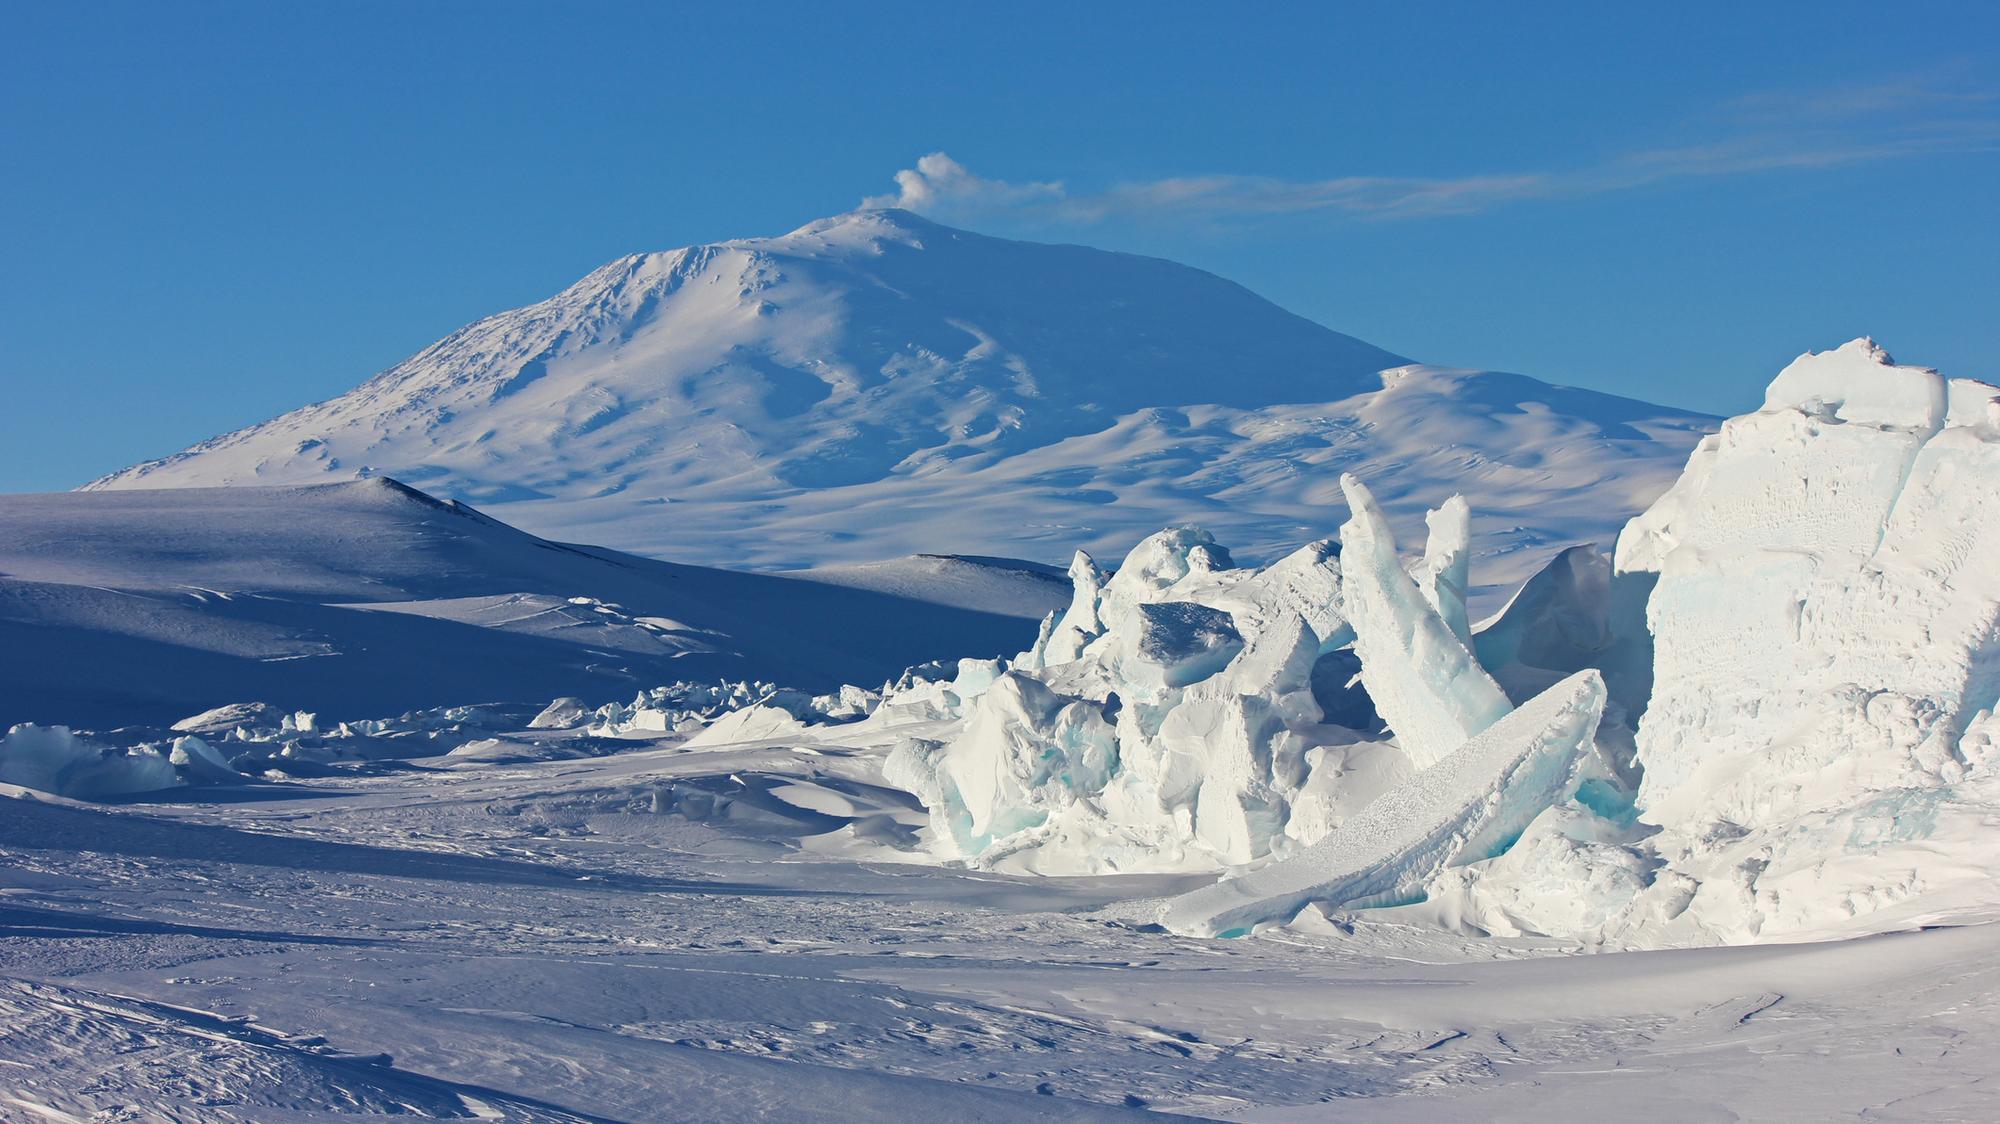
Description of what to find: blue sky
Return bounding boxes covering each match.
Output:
[3,1,1994,492]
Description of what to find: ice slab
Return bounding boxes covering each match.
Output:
[1339,474,1512,769]
[1162,669,1605,937]
[1473,544,1614,701]
[1412,495,1472,644]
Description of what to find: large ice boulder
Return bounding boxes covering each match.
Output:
[1607,339,2000,941]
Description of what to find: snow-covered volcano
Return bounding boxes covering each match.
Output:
[89,209,1714,592]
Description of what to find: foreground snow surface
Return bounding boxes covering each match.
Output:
[4,739,1996,1122]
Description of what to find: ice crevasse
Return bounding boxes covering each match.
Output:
[864,339,2000,946]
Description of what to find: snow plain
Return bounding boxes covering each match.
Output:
[4,730,1996,1120]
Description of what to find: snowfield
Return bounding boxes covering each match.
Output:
[6,338,2000,1119]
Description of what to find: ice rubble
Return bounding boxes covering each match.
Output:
[578,681,879,740]
[859,339,2000,946]
[0,678,887,801]
[0,701,549,795]
[0,722,237,796]
[877,530,1335,873]
[874,492,1587,877]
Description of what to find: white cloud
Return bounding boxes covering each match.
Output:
[864,83,1997,227]
[860,152,1063,213]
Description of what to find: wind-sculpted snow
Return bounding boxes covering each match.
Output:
[11,731,1999,1120]
[787,554,1070,620]
[1162,670,1606,937]
[86,209,1714,600]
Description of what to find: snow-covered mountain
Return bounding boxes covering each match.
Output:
[88,209,1714,596]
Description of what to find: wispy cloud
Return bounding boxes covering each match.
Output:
[862,82,1999,226]
[1723,79,1998,122]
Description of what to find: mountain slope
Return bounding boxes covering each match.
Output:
[89,209,1715,595]
[0,479,1055,728]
